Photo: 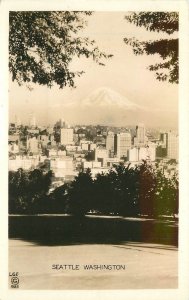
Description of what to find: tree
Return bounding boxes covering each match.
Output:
[9,168,30,213]
[105,164,139,216]
[9,11,112,88]
[137,161,157,217]
[38,184,68,214]
[154,169,178,217]
[124,12,178,83]
[67,168,94,216]
[9,168,53,214]
[94,172,118,215]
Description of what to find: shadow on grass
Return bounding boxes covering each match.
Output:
[9,215,178,247]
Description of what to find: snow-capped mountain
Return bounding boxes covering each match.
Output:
[79,87,142,110]
[50,86,177,127]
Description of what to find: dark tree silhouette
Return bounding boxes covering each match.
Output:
[9,168,52,214]
[93,172,118,215]
[9,163,178,218]
[9,11,112,88]
[124,12,178,83]
[137,162,157,217]
[67,168,94,216]
[98,164,139,216]
[9,168,30,213]
[36,184,68,214]
[154,169,178,217]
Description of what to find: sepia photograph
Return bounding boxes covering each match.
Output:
[8,9,179,290]
[0,1,189,299]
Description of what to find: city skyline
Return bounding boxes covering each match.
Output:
[9,115,178,133]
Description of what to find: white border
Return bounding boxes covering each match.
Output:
[0,1,189,299]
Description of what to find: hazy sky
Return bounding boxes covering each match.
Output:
[9,12,178,128]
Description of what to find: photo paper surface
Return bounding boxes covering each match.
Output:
[0,1,189,300]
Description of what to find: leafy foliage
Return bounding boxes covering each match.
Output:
[124,12,179,83]
[9,11,112,88]
[66,168,94,216]
[9,168,52,213]
[9,162,178,218]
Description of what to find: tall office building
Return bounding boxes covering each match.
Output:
[95,148,109,166]
[60,117,66,128]
[27,136,39,154]
[60,128,74,145]
[106,131,115,157]
[156,131,178,160]
[167,132,178,160]
[160,132,167,147]
[128,145,156,162]
[156,132,168,158]
[134,123,147,147]
[114,132,131,159]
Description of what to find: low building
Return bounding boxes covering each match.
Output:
[90,143,96,151]
[61,128,74,145]
[83,161,102,170]
[47,149,59,157]
[50,157,75,178]
[106,157,122,167]
[90,167,109,179]
[9,156,39,171]
[128,146,156,162]
[27,136,39,154]
[81,143,89,151]
[95,148,108,166]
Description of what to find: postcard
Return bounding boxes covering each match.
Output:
[0,0,189,300]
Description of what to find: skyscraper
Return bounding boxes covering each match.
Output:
[167,132,178,160]
[157,131,178,161]
[27,136,39,154]
[60,117,66,128]
[114,132,131,159]
[156,132,168,158]
[106,131,115,157]
[134,123,147,147]
[60,128,74,145]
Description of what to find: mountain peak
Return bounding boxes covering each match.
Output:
[79,86,140,109]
